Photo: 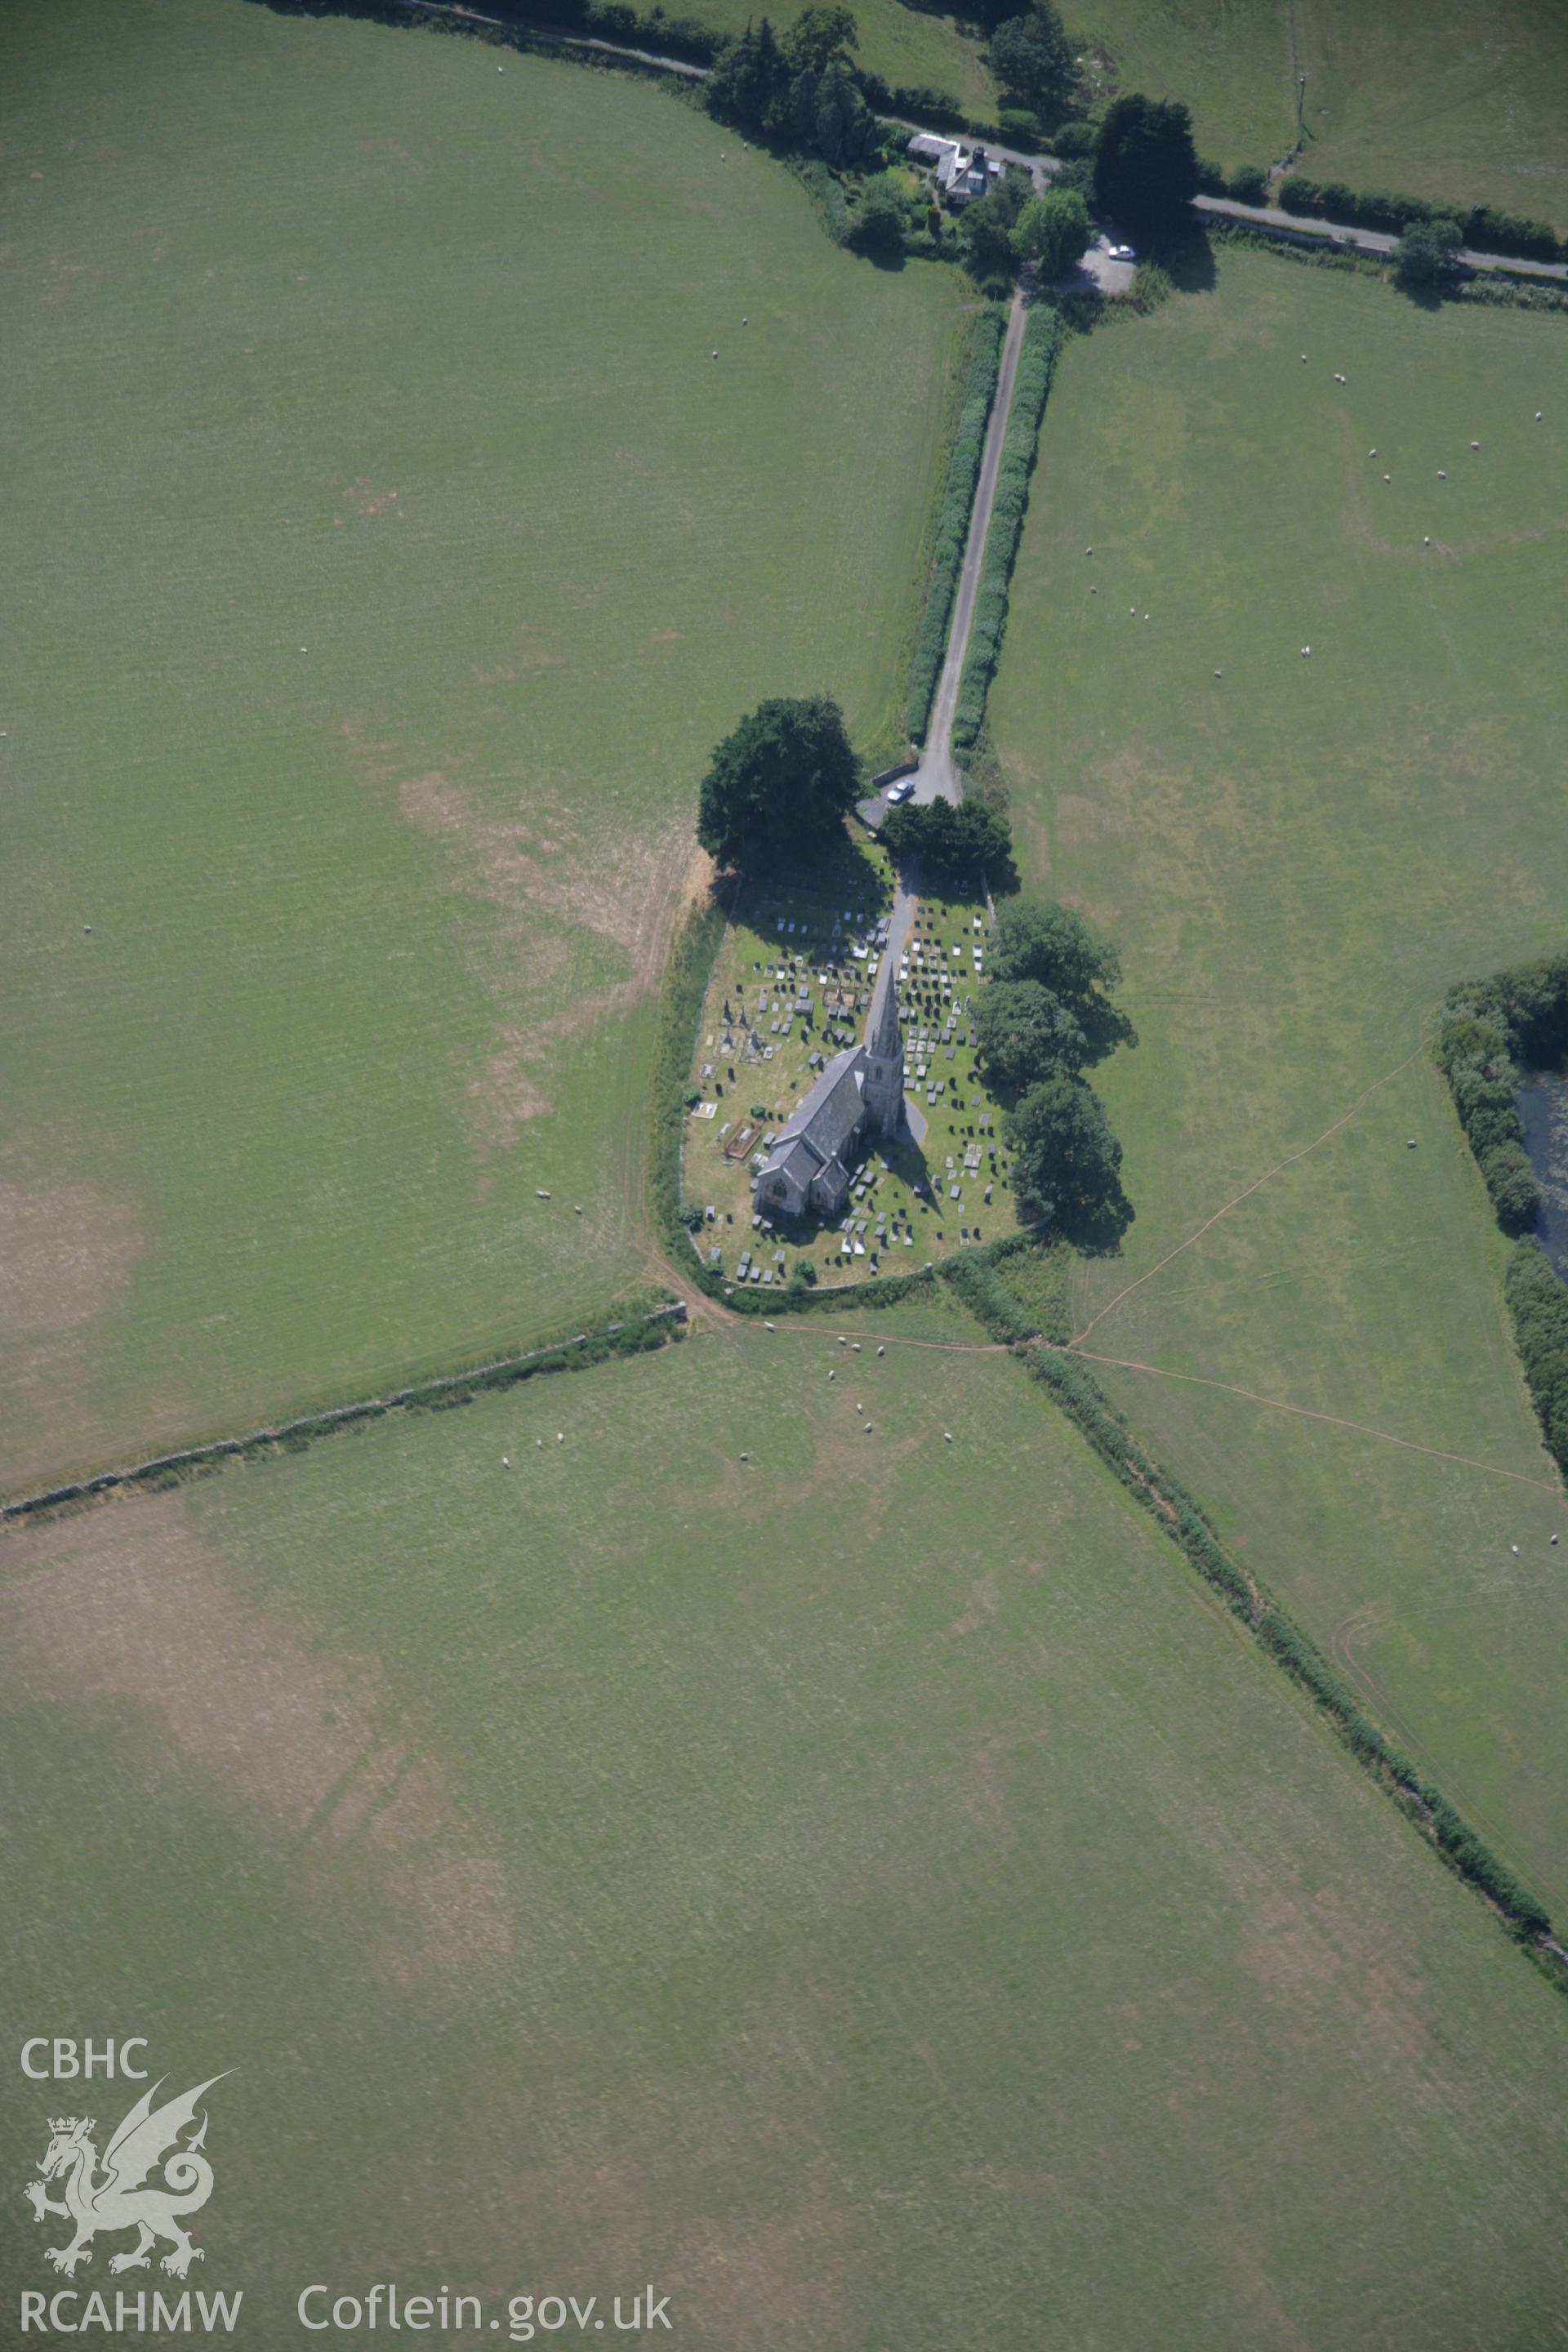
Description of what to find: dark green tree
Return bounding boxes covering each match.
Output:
[1480,1142,1542,1235]
[705,17,790,135]
[1394,214,1463,291]
[1006,1073,1132,1237]
[1093,93,1200,230]
[852,172,910,254]
[784,3,858,74]
[988,897,1135,1061]
[987,4,1073,114]
[958,168,1027,287]
[973,977,1087,1087]
[813,57,875,166]
[696,696,862,872]
[1010,186,1092,274]
[880,796,1013,889]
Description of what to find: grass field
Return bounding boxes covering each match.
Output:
[1076,0,1568,224]
[0,0,974,1494]
[674,0,997,117]
[7,1321,1568,2346]
[988,245,1568,1902]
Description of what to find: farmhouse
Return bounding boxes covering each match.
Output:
[755,967,905,1219]
[905,133,1001,209]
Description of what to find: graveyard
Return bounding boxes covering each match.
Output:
[683,845,1022,1287]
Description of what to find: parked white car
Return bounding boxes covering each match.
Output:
[1107,242,1137,262]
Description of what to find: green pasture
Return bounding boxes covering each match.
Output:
[6,1324,1568,2346]
[0,0,972,1493]
[675,0,997,117]
[988,244,1568,1900]
[1076,0,1568,223]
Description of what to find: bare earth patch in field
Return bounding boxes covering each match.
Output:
[0,1175,144,1341]
[2,1501,511,1981]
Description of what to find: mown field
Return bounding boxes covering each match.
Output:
[1076,0,1568,224]
[6,1319,1568,2348]
[0,0,974,1494]
[989,245,1568,1904]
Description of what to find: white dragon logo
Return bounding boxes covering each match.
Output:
[22,2074,229,2279]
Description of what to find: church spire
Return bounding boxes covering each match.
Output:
[868,962,902,1063]
[862,960,904,1135]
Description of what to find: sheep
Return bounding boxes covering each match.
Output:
[877,1345,885,1356]
[943,1431,953,1442]
[501,1456,510,1468]
[1214,669,1223,678]
[1437,469,1446,478]
[1383,473,1391,482]
[1301,645,1312,656]
[764,1319,775,1330]
[1470,440,1480,449]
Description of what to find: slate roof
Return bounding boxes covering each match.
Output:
[758,1045,868,1195]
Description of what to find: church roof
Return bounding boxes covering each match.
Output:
[760,1046,868,1187]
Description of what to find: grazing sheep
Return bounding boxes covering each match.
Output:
[944,1431,953,1442]
[1470,440,1480,449]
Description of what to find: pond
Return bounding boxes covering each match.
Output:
[1517,1071,1568,1272]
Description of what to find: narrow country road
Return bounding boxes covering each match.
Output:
[1193,192,1568,279]
[908,285,1031,809]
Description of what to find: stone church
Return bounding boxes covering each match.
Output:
[755,969,904,1221]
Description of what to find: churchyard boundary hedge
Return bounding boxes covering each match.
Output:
[906,305,1006,742]
[951,304,1064,758]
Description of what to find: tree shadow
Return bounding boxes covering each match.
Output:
[1033,1185,1134,1256]
[1150,221,1217,292]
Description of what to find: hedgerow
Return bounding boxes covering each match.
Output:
[1277,174,1563,265]
[1,1306,683,1526]
[951,304,1065,758]
[1024,1342,1557,1948]
[906,305,1006,741]
[789,157,851,247]
[938,1246,1041,1341]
